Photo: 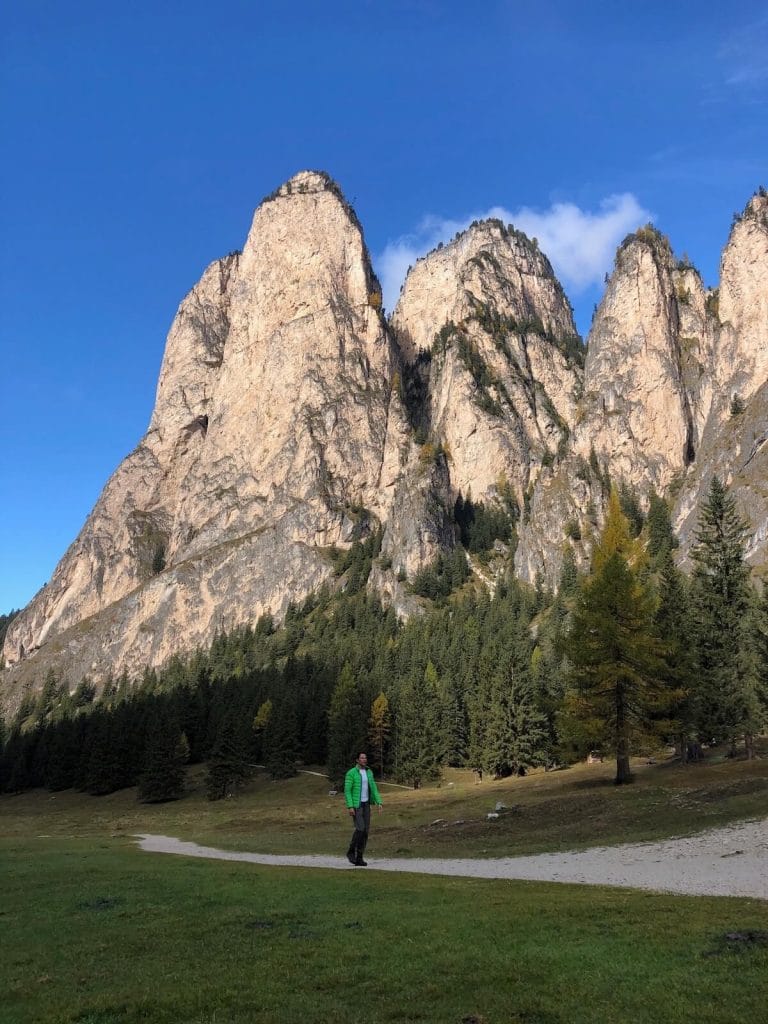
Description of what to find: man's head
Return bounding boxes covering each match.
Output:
[356,753,368,768]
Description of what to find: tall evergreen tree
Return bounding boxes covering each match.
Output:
[138,706,189,803]
[43,717,80,791]
[690,477,757,751]
[326,663,370,785]
[483,658,549,777]
[392,664,443,788]
[264,696,298,779]
[564,490,669,784]
[752,583,768,745]
[646,490,678,563]
[205,711,252,800]
[653,551,696,759]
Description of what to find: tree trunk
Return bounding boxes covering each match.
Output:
[745,733,755,760]
[615,750,632,785]
[677,733,688,764]
[614,681,633,784]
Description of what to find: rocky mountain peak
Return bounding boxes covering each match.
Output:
[575,223,707,495]
[2,182,766,705]
[392,219,577,365]
[3,170,394,686]
[716,189,768,414]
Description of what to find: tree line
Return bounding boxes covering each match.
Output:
[0,477,766,800]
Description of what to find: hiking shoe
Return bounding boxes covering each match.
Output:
[355,857,368,867]
[346,851,357,865]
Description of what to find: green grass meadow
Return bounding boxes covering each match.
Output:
[2,752,768,1023]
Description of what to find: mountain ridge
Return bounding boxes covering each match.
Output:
[3,175,766,705]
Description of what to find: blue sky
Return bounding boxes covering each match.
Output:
[1,0,766,612]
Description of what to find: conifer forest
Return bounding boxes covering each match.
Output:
[1,479,766,799]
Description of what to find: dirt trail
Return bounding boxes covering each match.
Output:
[135,817,768,899]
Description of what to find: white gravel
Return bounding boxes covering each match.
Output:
[135,817,768,900]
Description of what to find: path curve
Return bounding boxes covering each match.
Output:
[135,817,768,900]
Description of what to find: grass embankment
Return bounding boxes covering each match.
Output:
[2,746,767,859]
[2,833,767,1024]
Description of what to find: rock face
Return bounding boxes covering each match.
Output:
[515,194,768,586]
[2,180,767,703]
[391,220,582,502]
[4,171,396,684]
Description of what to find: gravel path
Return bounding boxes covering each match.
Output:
[135,817,768,900]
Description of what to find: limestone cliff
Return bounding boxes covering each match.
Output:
[4,171,395,685]
[515,195,767,586]
[2,181,767,703]
[391,221,582,502]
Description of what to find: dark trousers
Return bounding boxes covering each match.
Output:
[349,801,371,856]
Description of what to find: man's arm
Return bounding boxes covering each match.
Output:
[369,772,384,809]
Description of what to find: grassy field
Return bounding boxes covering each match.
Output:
[2,749,767,1023]
[2,833,768,1024]
[2,746,767,859]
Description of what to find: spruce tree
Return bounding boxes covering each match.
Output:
[82,706,133,795]
[690,477,756,751]
[138,708,189,803]
[564,490,669,784]
[326,663,369,785]
[392,664,443,788]
[44,717,79,791]
[264,696,298,779]
[483,660,549,777]
[205,711,252,800]
[752,583,768,748]
[646,490,678,563]
[653,551,695,759]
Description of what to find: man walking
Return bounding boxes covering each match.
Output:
[344,752,382,866]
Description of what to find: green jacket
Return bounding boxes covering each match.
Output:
[344,765,382,808]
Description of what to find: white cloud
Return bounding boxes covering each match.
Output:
[376,193,652,312]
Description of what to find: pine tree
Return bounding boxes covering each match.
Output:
[82,706,133,795]
[690,477,757,751]
[43,717,79,791]
[326,663,370,785]
[368,692,391,779]
[752,583,768,746]
[483,660,549,778]
[264,696,298,779]
[138,707,189,803]
[437,670,466,767]
[618,480,644,538]
[392,664,443,788]
[646,490,678,563]
[205,711,252,800]
[653,551,695,759]
[564,490,669,784]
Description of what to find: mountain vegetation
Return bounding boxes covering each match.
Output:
[1,479,765,800]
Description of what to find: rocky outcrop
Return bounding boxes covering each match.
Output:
[714,194,768,413]
[4,171,395,685]
[574,229,702,492]
[2,181,767,703]
[515,196,767,586]
[391,221,582,505]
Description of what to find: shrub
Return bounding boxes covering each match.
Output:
[565,520,582,542]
